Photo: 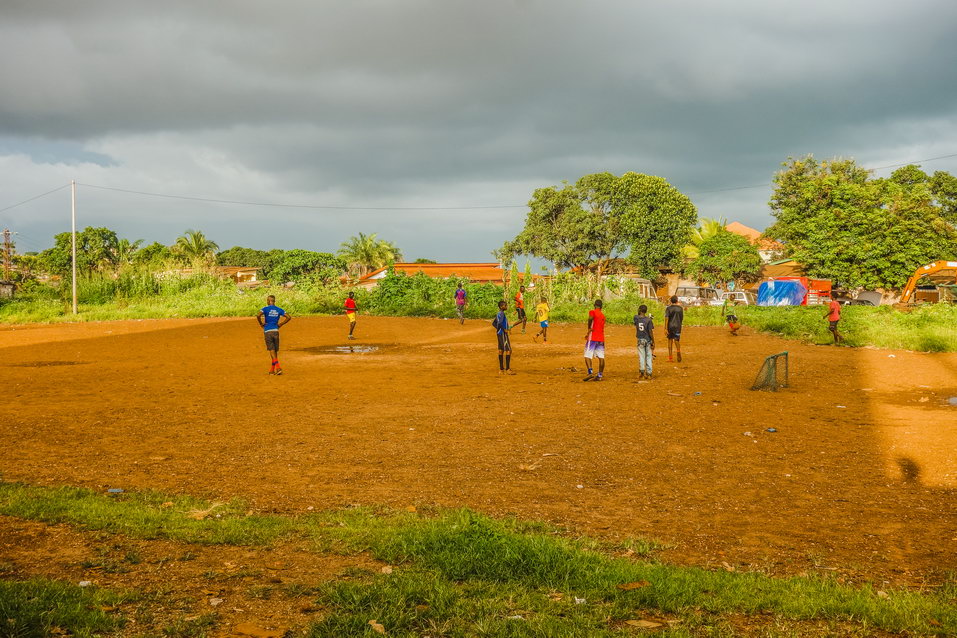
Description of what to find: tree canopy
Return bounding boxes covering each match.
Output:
[269,250,345,285]
[338,233,402,278]
[39,226,120,276]
[685,229,762,284]
[216,246,285,278]
[766,156,957,289]
[173,230,219,266]
[498,172,697,279]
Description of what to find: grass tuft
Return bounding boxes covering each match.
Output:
[0,579,127,638]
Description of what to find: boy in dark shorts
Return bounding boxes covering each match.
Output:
[825,296,843,344]
[583,299,606,381]
[721,299,740,336]
[514,285,528,334]
[492,300,515,375]
[633,304,655,379]
[256,295,291,375]
[665,295,683,362]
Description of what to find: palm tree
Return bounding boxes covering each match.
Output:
[337,232,403,277]
[682,217,727,260]
[113,238,143,268]
[174,229,219,266]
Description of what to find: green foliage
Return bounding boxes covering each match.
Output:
[216,246,285,278]
[38,226,120,275]
[413,257,437,264]
[368,270,503,317]
[173,229,219,266]
[134,241,173,266]
[682,217,727,260]
[0,578,126,637]
[501,172,697,279]
[338,232,403,278]
[767,157,957,289]
[268,249,345,285]
[113,238,143,268]
[685,229,762,285]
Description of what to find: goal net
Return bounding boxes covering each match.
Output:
[751,351,789,391]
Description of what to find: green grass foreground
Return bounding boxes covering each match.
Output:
[1,482,955,636]
[0,578,127,638]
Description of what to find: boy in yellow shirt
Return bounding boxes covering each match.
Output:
[533,297,550,343]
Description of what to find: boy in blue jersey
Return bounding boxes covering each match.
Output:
[256,295,291,375]
[492,300,515,375]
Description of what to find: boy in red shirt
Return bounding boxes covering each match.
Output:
[583,299,606,381]
[825,296,843,344]
[345,291,358,340]
[514,285,528,334]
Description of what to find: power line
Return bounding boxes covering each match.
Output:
[0,184,70,214]
[867,152,957,171]
[78,183,527,211]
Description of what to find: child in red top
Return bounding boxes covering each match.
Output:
[825,297,842,344]
[345,291,358,340]
[514,285,528,334]
[583,299,606,381]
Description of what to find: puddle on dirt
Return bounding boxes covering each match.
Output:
[7,361,89,367]
[300,345,381,354]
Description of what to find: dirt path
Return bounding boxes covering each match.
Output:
[2,316,955,586]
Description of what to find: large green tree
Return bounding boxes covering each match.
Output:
[216,246,285,278]
[685,229,762,284]
[682,217,727,260]
[269,250,345,284]
[173,230,219,266]
[39,226,120,275]
[499,172,697,279]
[766,157,957,289]
[338,232,402,278]
[134,241,173,266]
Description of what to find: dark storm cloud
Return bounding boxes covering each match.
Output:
[1,0,956,258]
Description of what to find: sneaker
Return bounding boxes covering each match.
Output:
[268,369,275,375]
[521,329,526,334]
[274,368,283,376]
[506,369,517,375]
[348,335,356,340]
[638,371,645,379]
[667,356,673,362]
[594,375,604,381]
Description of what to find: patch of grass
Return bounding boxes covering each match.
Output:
[160,613,218,638]
[0,578,127,638]
[1,481,955,635]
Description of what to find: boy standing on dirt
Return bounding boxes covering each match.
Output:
[665,295,683,362]
[825,296,843,344]
[634,304,655,379]
[515,285,528,334]
[344,291,358,340]
[256,295,291,375]
[492,300,515,374]
[454,283,467,325]
[583,299,606,381]
[533,296,550,343]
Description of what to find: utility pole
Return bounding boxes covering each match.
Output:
[1,229,11,280]
[71,180,78,315]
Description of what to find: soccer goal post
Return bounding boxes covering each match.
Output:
[751,351,789,391]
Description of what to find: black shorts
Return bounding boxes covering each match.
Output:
[497,332,512,352]
[516,308,527,320]
[667,330,681,341]
[264,331,280,351]
[829,320,840,330]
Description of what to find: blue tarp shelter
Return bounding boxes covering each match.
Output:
[757,279,806,306]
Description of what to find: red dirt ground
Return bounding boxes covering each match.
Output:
[1,316,955,587]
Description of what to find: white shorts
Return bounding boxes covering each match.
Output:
[584,340,605,359]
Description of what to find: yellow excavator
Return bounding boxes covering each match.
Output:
[899,260,957,304]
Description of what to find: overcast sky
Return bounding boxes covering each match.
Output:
[1,0,956,261]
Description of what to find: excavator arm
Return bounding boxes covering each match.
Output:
[899,261,957,303]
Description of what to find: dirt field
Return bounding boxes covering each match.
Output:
[2,315,955,590]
